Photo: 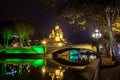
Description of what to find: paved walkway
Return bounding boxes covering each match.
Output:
[100,65,120,80]
[100,55,120,80]
[101,55,116,67]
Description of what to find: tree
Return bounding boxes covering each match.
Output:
[0,20,15,48]
[14,19,34,47]
[112,17,120,43]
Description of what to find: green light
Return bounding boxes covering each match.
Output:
[0,48,38,54]
[0,59,45,67]
[32,59,44,67]
[69,50,79,62]
[0,45,45,54]
[31,45,45,54]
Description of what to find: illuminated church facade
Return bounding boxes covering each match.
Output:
[41,24,68,46]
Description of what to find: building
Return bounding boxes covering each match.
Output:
[41,24,68,46]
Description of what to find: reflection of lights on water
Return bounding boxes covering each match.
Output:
[55,69,60,78]
[14,70,17,73]
[60,71,63,76]
[55,69,64,79]
[89,55,97,59]
[6,71,15,76]
[89,55,94,59]
[2,64,32,77]
[42,67,46,73]
[82,55,87,58]
[27,70,30,72]
[55,66,64,79]
[49,66,65,80]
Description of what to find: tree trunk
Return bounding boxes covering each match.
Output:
[106,14,119,62]
[4,38,6,48]
[6,36,9,48]
[20,35,24,47]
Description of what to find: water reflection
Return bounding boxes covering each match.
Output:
[0,49,97,80]
[55,49,96,66]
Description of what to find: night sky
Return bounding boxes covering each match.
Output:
[0,0,90,44]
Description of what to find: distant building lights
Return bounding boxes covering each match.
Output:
[58,43,63,46]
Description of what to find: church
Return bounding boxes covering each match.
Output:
[41,24,68,46]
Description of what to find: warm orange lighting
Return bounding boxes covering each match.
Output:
[42,40,47,45]
[13,44,17,47]
[58,43,63,46]
[42,67,46,73]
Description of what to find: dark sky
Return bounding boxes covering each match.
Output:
[0,0,90,44]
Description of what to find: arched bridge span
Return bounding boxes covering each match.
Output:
[46,44,96,58]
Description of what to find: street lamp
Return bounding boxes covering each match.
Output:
[92,28,102,59]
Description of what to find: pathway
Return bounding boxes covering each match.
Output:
[100,55,120,80]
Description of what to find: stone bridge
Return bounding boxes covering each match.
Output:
[46,44,97,58]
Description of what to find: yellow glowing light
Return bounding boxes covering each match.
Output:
[13,44,17,47]
[42,67,46,73]
[42,40,47,45]
[58,43,63,46]
[55,69,60,76]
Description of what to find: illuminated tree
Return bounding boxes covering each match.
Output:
[0,21,15,48]
[14,19,34,47]
[112,17,120,43]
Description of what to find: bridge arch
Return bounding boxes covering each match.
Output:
[46,44,97,69]
[47,44,96,54]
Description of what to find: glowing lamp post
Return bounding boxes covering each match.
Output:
[92,29,102,58]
